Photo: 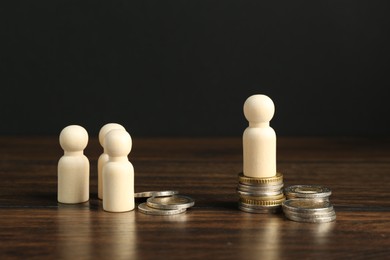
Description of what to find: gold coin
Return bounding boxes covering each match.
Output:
[239,201,282,211]
[147,195,195,210]
[240,196,286,206]
[282,199,333,213]
[238,172,283,185]
[138,202,186,216]
[239,193,285,201]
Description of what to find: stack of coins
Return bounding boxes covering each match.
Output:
[282,185,336,223]
[237,172,286,213]
[136,192,195,216]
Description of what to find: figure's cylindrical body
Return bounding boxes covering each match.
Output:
[58,154,89,203]
[103,161,134,212]
[243,126,276,178]
[98,153,109,199]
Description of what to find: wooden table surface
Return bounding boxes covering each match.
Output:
[0,137,389,259]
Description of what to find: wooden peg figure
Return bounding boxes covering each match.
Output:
[103,129,134,212]
[243,94,276,178]
[58,125,90,204]
[98,123,125,200]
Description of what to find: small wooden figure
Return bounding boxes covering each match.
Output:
[103,129,134,212]
[98,123,125,199]
[243,94,276,178]
[58,125,89,204]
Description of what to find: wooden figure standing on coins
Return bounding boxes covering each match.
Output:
[98,123,125,200]
[243,94,276,178]
[103,129,134,212]
[58,125,90,204]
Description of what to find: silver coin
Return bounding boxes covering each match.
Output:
[284,212,336,223]
[134,190,179,199]
[147,195,195,210]
[282,199,334,214]
[238,203,281,214]
[284,185,331,199]
[284,212,336,222]
[283,209,336,219]
[238,183,284,192]
[237,189,283,197]
[138,202,186,216]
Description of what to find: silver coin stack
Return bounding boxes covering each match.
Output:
[282,185,336,223]
[136,191,195,216]
[237,172,286,213]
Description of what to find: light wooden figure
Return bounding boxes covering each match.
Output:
[243,94,276,178]
[58,125,89,204]
[98,123,125,200]
[103,129,134,212]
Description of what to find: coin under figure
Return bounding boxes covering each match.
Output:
[103,129,135,212]
[98,123,126,200]
[57,125,90,204]
[243,94,276,178]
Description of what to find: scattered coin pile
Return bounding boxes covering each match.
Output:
[282,185,336,223]
[237,172,286,213]
[135,191,195,216]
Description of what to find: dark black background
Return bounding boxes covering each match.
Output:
[1,1,389,137]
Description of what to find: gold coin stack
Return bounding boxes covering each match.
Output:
[237,172,286,213]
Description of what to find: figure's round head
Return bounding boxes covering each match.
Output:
[98,123,125,146]
[105,129,132,157]
[59,125,89,152]
[243,94,275,123]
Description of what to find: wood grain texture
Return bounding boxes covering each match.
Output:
[0,137,389,259]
